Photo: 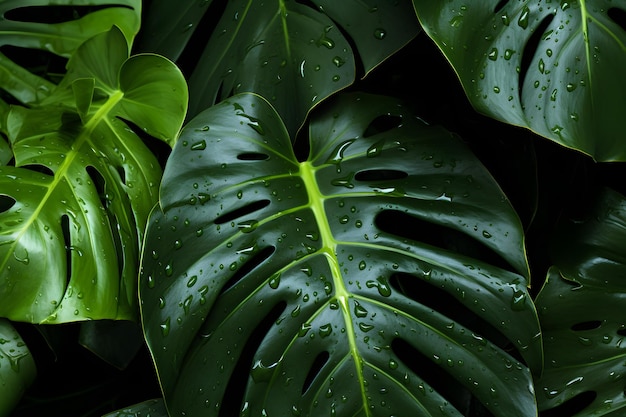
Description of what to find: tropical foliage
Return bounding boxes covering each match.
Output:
[0,1,625,416]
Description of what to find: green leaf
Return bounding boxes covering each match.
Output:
[0,318,36,417]
[0,0,141,106]
[138,0,420,136]
[413,1,626,161]
[101,398,168,417]
[140,92,541,416]
[0,27,188,323]
[535,188,626,415]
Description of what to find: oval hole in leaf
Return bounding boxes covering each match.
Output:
[540,390,596,417]
[21,164,54,177]
[608,8,626,32]
[570,320,602,331]
[390,272,512,350]
[219,246,276,295]
[363,114,403,137]
[61,214,72,287]
[301,351,330,395]
[237,152,270,161]
[218,301,286,417]
[518,13,554,101]
[392,338,495,417]
[214,200,271,225]
[376,210,514,272]
[86,166,107,207]
[0,195,16,214]
[354,169,408,182]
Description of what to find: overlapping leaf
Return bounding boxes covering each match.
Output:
[140,92,541,416]
[535,188,626,415]
[0,27,187,323]
[413,0,626,161]
[138,0,420,136]
[0,0,141,106]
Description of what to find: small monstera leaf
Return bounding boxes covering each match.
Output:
[138,0,420,136]
[0,318,36,417]
[140,92,542,416]
[0,0,141,106]
[413,1,626,161]
[535,188,626,415]
[0,26,188,323]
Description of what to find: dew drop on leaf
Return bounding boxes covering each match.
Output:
[373,28,386,40]
[191,140,207,151]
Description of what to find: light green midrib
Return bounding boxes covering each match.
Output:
[0,91,124,274]
[300,161,371,416]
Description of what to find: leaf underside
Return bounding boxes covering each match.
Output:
[141,92,541,416]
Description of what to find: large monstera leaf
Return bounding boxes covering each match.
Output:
[535,188,626,415]
[140,92,542,416]
[0,0,141,106]
[413,1,626,161]
[0,27,188,323]
[138,0,420,136]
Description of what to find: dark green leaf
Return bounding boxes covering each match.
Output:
[413,0,626,161]
[0,318,36,417]
[140,92,541,416]
[0,27,188,323]
[138,0,420,136]
[101,398,168,417]
[535,188,626,415]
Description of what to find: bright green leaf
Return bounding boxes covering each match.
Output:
[535,188,626,415]
[413,0,626,161]
[140,92,541,417]
[0,0,141,106]
[0,27,188,323]
[139,0,420,136]
[0,318,36,417]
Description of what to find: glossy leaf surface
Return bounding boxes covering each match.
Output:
[0,318,36,417]
[138,0,420,136]
[413,0,626,161]
[0,27,188,323]
[0,0,141,106]
[141,92,541,416]
[102,398,167,417]
[535,188,626,415]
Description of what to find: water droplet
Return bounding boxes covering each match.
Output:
[165,261,174,276]
[511,289,526,310]
[291,305,301,317]
[373,28,386,40]
[550,89,558,101]
[566,83,577,92]
[251,359,280,383]
[354,301,368,318]
[299,323,312,337]
[504,49,515,60]
[546,48,553,57]
[187,275,197,287]
[501,12,510,26]
[359,322,374,332]
[332,56,345,67]
[191,140,207,151]
[538,59,545,74]
[195,125,210,132]
[389,359,398,369]
[358,260,367,270]
[331,173,355,188]
[518,6,530,29]
[482,230,492,239]
[366,276,392,297]
[325,139,355,166]
[237,220,259,233]
[269,273,281,289]
[449,15,463,27]
[488,48,498,61]
[319,323,332,338]
[160,317,171,336]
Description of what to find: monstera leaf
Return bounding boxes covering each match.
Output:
[138,0,420,136]
[140,92,542,416]
[413,1,626,161]
[102,398,168,417]
[535,188,626,415]
[0,0,141,106]
[0,318,36,417]
[0,26,187,323]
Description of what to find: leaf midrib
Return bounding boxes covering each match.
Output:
[0,90,124,280]
[300,160,372,416]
